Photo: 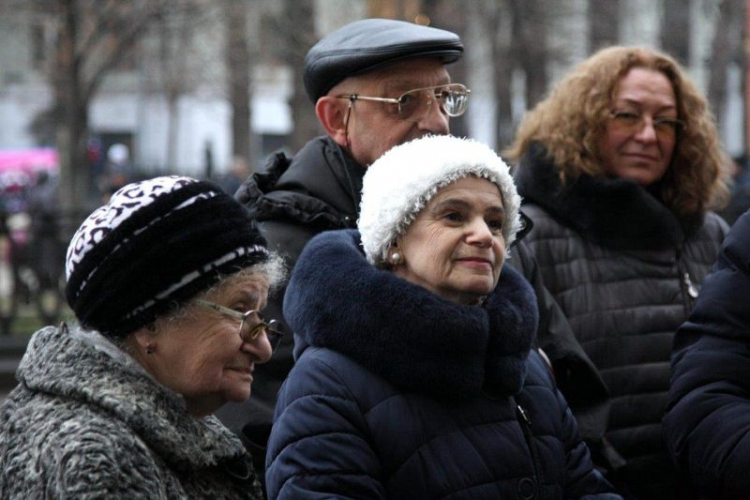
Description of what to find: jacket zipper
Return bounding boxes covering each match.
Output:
[675,248,698,313]
[516,404,544,500]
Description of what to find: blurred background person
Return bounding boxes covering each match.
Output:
[665,208,750,499]
[504,46,730,499]
[265,136,619,499]
[26,171,62,290]
[0,176,284,498]
[221,18,468,477]
[219,155,251,196]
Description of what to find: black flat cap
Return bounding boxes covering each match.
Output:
[304,18,463,103]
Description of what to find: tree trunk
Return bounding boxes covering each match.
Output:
[424,0,469,138]
[510,0,547,109]
[56,0,90,235]
[708,0,744,124]
[282,0,320,153]
[226,0,252,165]
[660,0,691,65]
[589,0,620,52]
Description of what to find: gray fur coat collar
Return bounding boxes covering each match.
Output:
[20,325,244,469]
[0,325,262,498]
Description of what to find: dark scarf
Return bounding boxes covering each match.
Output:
[515,143,701,250]
[283,229,538,401]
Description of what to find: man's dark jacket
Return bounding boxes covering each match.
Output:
[665,209,750,499]
[215,136,362,469]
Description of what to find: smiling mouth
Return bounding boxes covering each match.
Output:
[457,258,494,268]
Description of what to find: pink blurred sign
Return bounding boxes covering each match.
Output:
[0,149,58,173]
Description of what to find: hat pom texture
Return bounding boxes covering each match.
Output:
[65,176,269,338]
[358,136,522,267]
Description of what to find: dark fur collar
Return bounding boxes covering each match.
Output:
[515,143,696,249]
[283,229,538,400]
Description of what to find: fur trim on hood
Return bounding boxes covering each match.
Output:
[515,143,698,249]
[283,229,538,400]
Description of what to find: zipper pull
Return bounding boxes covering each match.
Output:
[517,404,531,426]
[683,272,699,299]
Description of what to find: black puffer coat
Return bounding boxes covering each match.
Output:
[266,229,619,499]
[665,209,750,499]
[216,136,363,467]
[514,145,728,498]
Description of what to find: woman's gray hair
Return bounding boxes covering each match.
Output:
[152,251,287,326]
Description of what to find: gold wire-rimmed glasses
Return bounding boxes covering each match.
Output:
[194,299,284,352]
[609,110,686,138]
[337,83,470,122]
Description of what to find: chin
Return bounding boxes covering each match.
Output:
[224,387,252,403]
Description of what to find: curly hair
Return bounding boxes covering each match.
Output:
[505,46,729,218]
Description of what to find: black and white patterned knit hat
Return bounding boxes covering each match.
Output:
[65,176,269,339]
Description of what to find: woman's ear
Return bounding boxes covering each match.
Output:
[315,96,349,147]
[131,324,158,354]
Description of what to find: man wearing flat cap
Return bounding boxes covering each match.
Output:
[217,17,468,482]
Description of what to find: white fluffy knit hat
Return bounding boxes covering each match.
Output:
[358,135,522,267]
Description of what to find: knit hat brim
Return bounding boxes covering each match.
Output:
[358,135,522,267]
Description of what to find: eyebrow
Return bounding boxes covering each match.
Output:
[432,198,505,217]
[383,77,452,93]
[616,98,677,114]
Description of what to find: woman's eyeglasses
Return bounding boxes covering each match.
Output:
[337,83,470,123]
[609,110,686,138]
[194,299,284,353]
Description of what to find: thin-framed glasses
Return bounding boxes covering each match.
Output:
[194,299,284,353]
[337,83,470,123]
[610,110,686,138]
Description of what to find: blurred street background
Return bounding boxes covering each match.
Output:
[1,0,749,400]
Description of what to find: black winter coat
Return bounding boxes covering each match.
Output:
[665,209,750,499]
[266,229,619,499]
[514,145,728,498]
[215,136,363,461]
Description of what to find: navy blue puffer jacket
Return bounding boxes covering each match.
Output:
[665,210,750,499]
[266,230,618,499]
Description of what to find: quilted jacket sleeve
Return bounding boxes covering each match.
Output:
[265,347,387,500]
[526,353,621,499]
[665,211,750,499]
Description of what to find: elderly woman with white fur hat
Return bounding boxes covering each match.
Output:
[265,136,619,499]
[0,176,284,498]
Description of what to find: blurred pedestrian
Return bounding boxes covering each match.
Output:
[266,135,620,499]
[504,46,730,499]
[219,155,251,196]
[0,176,285,498]
[26,171,62,289]
[221,18,469,476]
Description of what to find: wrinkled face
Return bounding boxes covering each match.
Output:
[146,275,273,417]
[344,59,452,167]
[597,67,679,186]
[393,177,506,305]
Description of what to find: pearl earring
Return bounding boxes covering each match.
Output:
[390,252,403,265]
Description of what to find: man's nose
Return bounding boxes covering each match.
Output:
[417,96,450,135]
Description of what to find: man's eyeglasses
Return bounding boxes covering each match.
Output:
[194,299,284,353]
[609,110,686,138]
[337,83,470,123]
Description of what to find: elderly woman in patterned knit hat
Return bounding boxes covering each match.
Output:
[265,135,619,499]
[0,176,284,498]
